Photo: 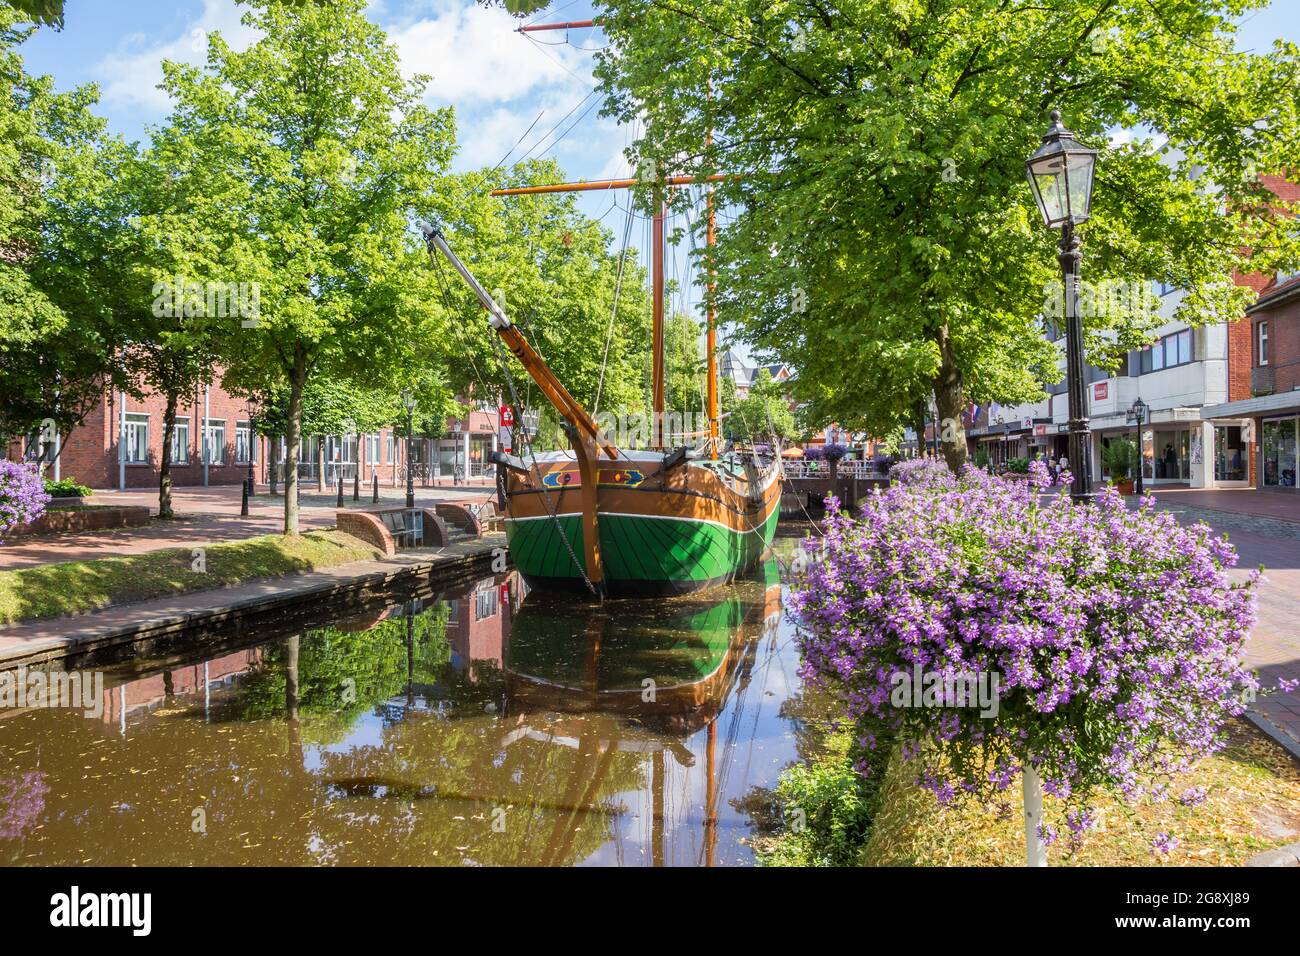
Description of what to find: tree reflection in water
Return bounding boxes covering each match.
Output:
[0,552,799,866]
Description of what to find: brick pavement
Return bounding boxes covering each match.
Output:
[1152,497,1300,758]
[0,484,494,572]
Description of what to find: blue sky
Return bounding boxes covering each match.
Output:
[16,0,1300,358]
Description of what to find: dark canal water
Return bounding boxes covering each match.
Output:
[0,542,810,866]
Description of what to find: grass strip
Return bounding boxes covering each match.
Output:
[0,530,380,626]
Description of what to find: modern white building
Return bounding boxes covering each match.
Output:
[974,286,1256,488]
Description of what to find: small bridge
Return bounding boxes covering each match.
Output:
[780,460,890,518]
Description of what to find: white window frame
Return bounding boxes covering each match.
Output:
[171,420,190,464]
[123,413,150,463]
[235,420,251,464]
[1258,321,1269,366]
[204,418,226,465]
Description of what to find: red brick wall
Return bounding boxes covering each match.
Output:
[5,371,500,491]
[1253,285,1300,393]
[57,381,263,490]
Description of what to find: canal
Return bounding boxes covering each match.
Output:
[0,541,810,866]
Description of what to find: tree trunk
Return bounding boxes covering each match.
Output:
[159,392,178,519]
[283,350,306,535]
[316,437,325,493]
[913,399,927,459]
[933,323,968,473]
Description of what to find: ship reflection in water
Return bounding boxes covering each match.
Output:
[0,548,800,866]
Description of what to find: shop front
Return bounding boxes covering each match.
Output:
[1260,415,1299,490]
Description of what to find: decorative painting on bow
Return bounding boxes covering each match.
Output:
[540,468,646,489]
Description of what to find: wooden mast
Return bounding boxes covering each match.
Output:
[652,201,666,449]
[706,191,719,459]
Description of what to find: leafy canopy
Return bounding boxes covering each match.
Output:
[593,0,1300,438]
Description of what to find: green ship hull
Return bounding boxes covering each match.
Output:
[504,506,780,596]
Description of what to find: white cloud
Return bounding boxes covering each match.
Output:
[96,0,259,115]
[389,1,591,106]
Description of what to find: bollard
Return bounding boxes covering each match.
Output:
[353,470,360,501]
[240,479,250,517]
[372,472,379,504]
[336,476,344,508]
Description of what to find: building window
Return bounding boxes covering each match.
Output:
[387,433,396,464]
[235,421,251,464]
[1258,321,1269,366]
[1262,418,1297,488]
[123,413,149,463]
[171,420,190,464]
[203,419,226,465]
[367,433,381,466]
[474,586,499,621]
[1139,329,1192,375]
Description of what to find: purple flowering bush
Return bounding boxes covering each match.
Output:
[790,463,1260,847]
[887,456,951,489]
[0,460,50,540]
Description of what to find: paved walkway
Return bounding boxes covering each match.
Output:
[0,484,494,572]
[1150,500,1300,758]
[1147,487,1300,523]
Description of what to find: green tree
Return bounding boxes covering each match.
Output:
[155,0,457,533]
[725,368,794,444]
[0,11,134,458]
[593,0,1300,471]
[1,1,62,29]
[664,310,704,421]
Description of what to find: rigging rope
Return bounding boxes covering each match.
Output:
[593,200,635,416]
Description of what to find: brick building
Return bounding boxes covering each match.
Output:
[1202,173,1300,492]
[6,373,505,492]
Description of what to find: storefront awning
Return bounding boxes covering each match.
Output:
[1202,391,1300,420]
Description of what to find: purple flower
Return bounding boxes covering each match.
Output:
[0,461,50,541]
[791,463,1260,851]
[0,771,49,840]
[1151,832,1179,855]
[1179,786,1208,807]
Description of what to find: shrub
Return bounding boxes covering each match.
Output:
[0,461,50,538]
[790,463,1259,848]
[762,729,892,866]
[1103,437,1139,481]
[822,442,849,463]
[887,456,951,489]
[1002,456,1030,474]
[43,477,92,498]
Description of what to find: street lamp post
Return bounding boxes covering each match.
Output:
[1027,110,1098,502]
[402,389,417,510]
[1129,396,1148,496]
[245,407,256,498]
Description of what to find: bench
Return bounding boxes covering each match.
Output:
[337,507,443,557]
[379,509,416,547]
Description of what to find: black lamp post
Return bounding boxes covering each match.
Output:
[402,389,417,509]
[1027,110,1098,502]
[1129,396,1148,496]
[245,406,256,498]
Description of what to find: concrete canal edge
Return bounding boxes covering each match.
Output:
[0,534,507,671]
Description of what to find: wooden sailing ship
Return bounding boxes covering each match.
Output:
[422,177,781,598]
